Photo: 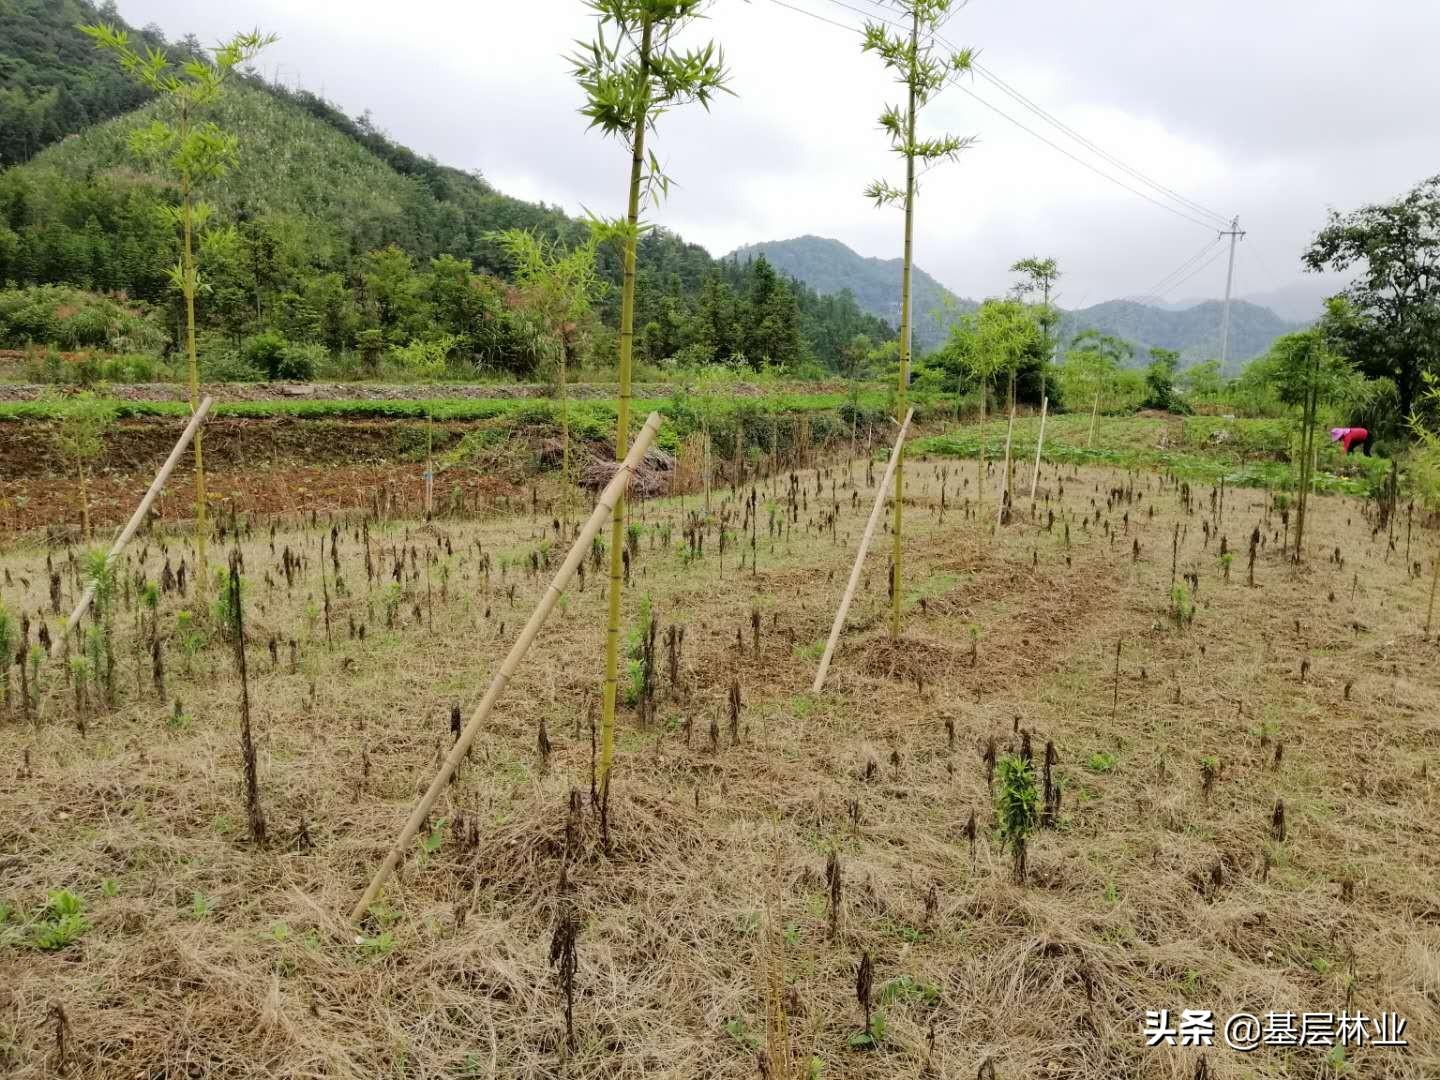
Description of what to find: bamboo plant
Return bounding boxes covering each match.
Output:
[54,394,118,542]
[82,22,275,592]
[571,0,729,820]
[862,0,975,636]
[1268,315,1358,561]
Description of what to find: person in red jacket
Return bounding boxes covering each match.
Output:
[1329,427,1371,455]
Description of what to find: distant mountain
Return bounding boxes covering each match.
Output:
[726,235,977,353]
[729,235,1302,369]
[1059,299,1306,371]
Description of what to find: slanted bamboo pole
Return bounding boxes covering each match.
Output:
[812,408,914,693]
[349,411,664,923]
[65,395,214,637]
[1029,395,1048,502]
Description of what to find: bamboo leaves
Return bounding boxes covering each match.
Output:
[861,4,976,203]
[569,1,730,217]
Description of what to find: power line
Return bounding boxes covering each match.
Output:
[963,63,1232,230]
[941,75,1226,231]
[1157,242,1229,300]
[774,0,1232,233]
[767,0,864,35]
[820,0,1233,229]
[1122,236,1224,303]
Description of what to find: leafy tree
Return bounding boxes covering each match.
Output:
[1303,175,1440,418]
[82,20,275,591]
[1059,330,1131,445]
[54,392,118,541]
[1142,347,1184,412]
[1407,380,1440,634]
[1010,256,1061,390]
[935,299,1041,521]
[571,0,730,825]
[839,333,875,455]
[493,228,606,522]
[862,0,976,638]
[739,254,803,367]
[1178,358,1225,403]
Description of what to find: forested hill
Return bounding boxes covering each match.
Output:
[730,235,1304,367]
[0,0,174,167]
[1058,300,1304,371]
[0,0,891,372]
[728,235,976,354]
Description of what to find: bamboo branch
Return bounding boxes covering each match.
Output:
[812,408,914,693]
[65,395,215,637]
[349,411,664,923]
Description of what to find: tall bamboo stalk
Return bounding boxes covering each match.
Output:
[598,15,653,812]
[976,382,987,523]
[178,102,208,593]
[1293,350,1319,561]
[350,412,664,922]
[889,7,919,642]
[1088,388,1099,447]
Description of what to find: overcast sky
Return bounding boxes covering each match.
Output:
[115,0,1437,316]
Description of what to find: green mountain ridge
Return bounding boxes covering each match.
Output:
[0,0,896,372]
[728,235,1306,369]
[728,235,975,354]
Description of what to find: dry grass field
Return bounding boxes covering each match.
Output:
[0,443,1436,1079]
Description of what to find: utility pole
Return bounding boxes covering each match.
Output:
[1218,215,1245,369]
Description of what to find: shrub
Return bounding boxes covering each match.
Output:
[199,347,263,382]
[242,331,290,380]
[388,335,459,380]
[276,342,324,381]
[239,332,326,381]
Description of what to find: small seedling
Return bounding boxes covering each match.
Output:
[1086,751,1117,773]
[27,889,89,951]
[994,753,1040,883]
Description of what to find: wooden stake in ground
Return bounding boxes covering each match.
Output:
[995,403,1016,526]
[65,396,215,637]
[1028,395,1048,502]
[349,411,664,923]
[813,409,914,693]
[1426,550,1439,637]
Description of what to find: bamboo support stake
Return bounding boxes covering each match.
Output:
[995,405,1016,526]
[1029,396,1048,502]
[349,411,664,923]
[65,395,214,637]
[812,408,914,693]
[1427,548,1439,637]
